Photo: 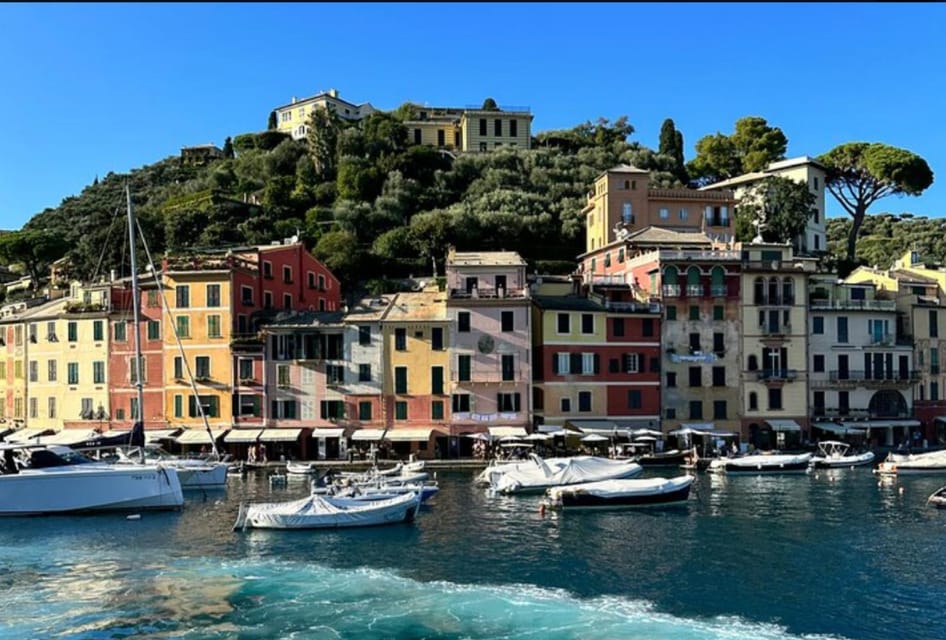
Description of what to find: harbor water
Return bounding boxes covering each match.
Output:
[1,468,945,639]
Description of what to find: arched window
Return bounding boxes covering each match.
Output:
[782,277,794,305]
[664,266,678,285]
[869,390,908,418]
[749,392,758,411]
[768,277,779,305]
[687,266,701,296]
[754,277,765,305]
[748,355,759,371]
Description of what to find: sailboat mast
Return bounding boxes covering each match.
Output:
[126,185,146,461]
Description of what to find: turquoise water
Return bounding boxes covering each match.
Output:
[1,469,944,639]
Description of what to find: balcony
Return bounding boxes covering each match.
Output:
[710,285,728,297]
[743,260,784,271]
[449,286,527,300]
[451,368,527,384]
[814,369,923,388]
[754,295,795,307]
[603,300,661,314]
[811,407,914,420]
[662,284,681,298]
[809,299,896,311]
[756,369,798,382]
[759,322,791,336]
[657,250,741,262]
[685,285,704,297]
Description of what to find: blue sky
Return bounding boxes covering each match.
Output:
[2,3,944,230]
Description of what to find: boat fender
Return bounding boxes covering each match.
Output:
[539,502,546,516]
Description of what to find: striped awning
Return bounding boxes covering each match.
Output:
[351,429,386,442]
[176,429,228,445]
[383,428,444,442]
[311,428,345,438]
[224,429,263,443]
[766,419,802,432]
[259,428,303,442]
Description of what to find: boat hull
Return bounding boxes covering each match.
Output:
[236,491,421,530]
[811,452,875,469]
[548,477,694,509]
[725,454,812,475]
[0,464,183,515]
[176,462,229,489]
[637,451,688,467]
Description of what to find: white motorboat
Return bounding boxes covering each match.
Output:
[331,480,440,503]
[491,455,643,494]
[810,441,875,469]
[543,475,695,510]
[0,443,183,515]
[875,449,946,475]
[474,457,574,486]
[116,446,228,489]
[286,461,319,475]
[724,452,812,475]
[927,485,946,508]
[233,490,421,530]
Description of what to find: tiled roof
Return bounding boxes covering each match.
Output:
[625,226,712,246]
[383,292,447,321]
[448,251,526,267]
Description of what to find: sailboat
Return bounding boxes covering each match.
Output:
[0,186,185,515]
[114,185,230,490]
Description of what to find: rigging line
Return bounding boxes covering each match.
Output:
[136,218,221,460]
[90,202,123,284]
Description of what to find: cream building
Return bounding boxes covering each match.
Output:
[274,89,375,140]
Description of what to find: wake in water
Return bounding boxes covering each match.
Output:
[3,556,849,640]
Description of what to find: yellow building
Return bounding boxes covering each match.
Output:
[404,109,463,150]
[375,289,450,454]
[459,107,532,152]
[162,265,233,431]
[273,88,375,140]
[739,243,818,447]
[0,300,35,424]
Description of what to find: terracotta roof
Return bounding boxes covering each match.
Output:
[625,226,712,246]
[344,296,394,322]
[383,292,447,322]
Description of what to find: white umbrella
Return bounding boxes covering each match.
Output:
[633,429,664,438]
[463,432,491,441]
[524,433,551,441]
[633,436,658,442]
[499,442,534,448]
[499,435,523,442]
[581,434,609,443]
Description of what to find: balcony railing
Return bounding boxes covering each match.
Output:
[685,285,704,297]
[756,369,798,381]
[449,286,527,300]
[662,285,681,297]
[743,260,783,271]
[451,368,527,383]
[825,369,922,383]
[657,250,741,261]
[710,285,728,297]
[604,300,662,313]
[809,299,896,311]
[759,323,791,335]
[753,295,795,306]
[812,407,914,420]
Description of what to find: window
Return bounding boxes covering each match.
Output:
[176,285,190,308]
[768,388,783,410]
[931,310,939,338]
[271,399,298,419]
[689,332,701,352]
[666,408,676,419]
[395,328,407,350]
[666,306,676,321]
[93,361,105,384]
[749,392,758,411]
[679,207,689,221]
[627,390,642,409]
[689,401,703,420]
[452,394,471,413]
[613,318,625,337]
[283,266,293,284]
[432,327,444,350]
[712,366,725,386]
[239,359,253,381]
[28,360,38,382]
[146,320,160,340]
[509,119,518,137]
[114,321,127,342]
[318,274,326,291]
[689,367,702,387]
[189,395,220,418]
[501,311,514,332]
[502,355,515,381]
[458,355,471,382]
[358,401,373,421]
[207,284,220,307]
[479,118,487,136]
[176,316,190,338]
[241,286,254,306]
[173,356,183,380]
[713,400,727,420]
[813,354,825,372]
[494,118,502,136]
[68,321,78,342]
[147,290,159,307]
[812,316,824,334]
[359,325,371,346]
[307,272,316,289]
[622,203,633,225]
[47,360,56,382]
[359,364,371,382]
[577,391,592,412]
[264,291,273,309]
[48,397,56,419]
[557,313,570,333]
[689,305,699,320]
[395,401,408,420]
[837,317,848,343]
[498,393,522,412]
[624,353,639,373]
[239,395,261,417]
[666,372,676,387]
[283,294,292,309]
[195,356,211,380]
[207,315,221,338]
[29,398,37,419]
[659,207,669,220]
[458,312,471,333]
[67,362,79,385]
[395,367,408,394]
[263,261,273,279]
[432,400,444,420]
[642,318,654,337]
[431,366,444,394]
[713,306,724,321]
[561,397,572,412]
[581,314,594,334]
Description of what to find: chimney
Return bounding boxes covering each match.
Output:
[109,269,116,282]
[291,96,297,104]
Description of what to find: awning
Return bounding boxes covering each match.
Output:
[935,416,946,424]
[259,428,303,442]
[385,428,444,442]
[5,427,55,443]
[680,423,715,431]
[814,422,865,436]
[145,429,182,444]
[38,430,100,446]
[225,429,263,443]
[566,420,618,434]
[176,428,228,445]
[766,419,801,432]
[537,423,581,433]
[351,429,385,442]
[488,426,528,438]
[845,420,920,430]
[310,428,345,438]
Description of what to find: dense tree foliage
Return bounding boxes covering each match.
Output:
[688,116,787,185]
[658,118,687,184]
[734,177,817,245]
[819,142,934,263]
